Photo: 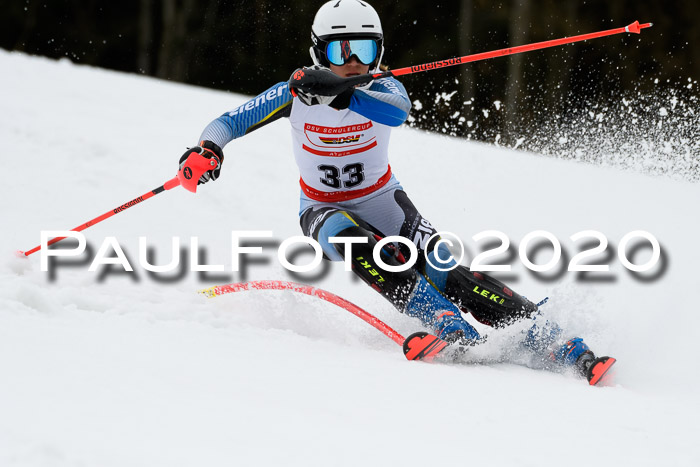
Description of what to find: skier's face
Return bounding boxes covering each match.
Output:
[329,56,370,78]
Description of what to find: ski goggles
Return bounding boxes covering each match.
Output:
[325,39,378,66]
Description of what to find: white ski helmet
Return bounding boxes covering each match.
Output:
[310,0,385,71]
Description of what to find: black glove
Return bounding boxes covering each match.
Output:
[288,66,355,109]
[178,140,224,185]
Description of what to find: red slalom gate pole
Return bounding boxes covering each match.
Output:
[18,151,220,257]
[344,21,652,87]
[199,280,406,346]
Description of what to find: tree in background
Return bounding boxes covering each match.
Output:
[3,0,698,153]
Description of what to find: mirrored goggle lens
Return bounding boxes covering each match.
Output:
[326,39,378,66]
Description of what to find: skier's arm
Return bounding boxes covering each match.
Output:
[180,82,292,185]
[346,77,411,127]
[288,67,411,127]
[198,81,293,149]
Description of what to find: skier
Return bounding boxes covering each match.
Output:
[179,0,613,383]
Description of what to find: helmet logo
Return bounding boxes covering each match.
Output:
[183,167,193,180]
[293,69,305,80]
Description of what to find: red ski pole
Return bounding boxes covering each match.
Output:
[17,152,220,257]
[343,21,653,87]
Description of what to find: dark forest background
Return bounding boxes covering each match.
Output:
[1,0,698,147]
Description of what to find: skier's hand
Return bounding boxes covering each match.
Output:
[288,65,355,107]
[178,140,224,185]
[289,65,344,96]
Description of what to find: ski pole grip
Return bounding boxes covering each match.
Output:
[177,152,220,193]
[163,176,180,190]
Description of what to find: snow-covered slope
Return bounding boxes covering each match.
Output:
[1,51,698,467]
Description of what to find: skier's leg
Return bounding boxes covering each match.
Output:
[385,193,604,371]
[380,191,539,327]
[438,266,539,327]
[300,206,479,343]
[435,263,604,376]
[367,190,613,377]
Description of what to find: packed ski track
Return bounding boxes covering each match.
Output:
[1,51,698,466]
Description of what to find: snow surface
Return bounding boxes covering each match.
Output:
[1,50,699,466]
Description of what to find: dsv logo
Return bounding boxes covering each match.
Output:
[319,134,362,145]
